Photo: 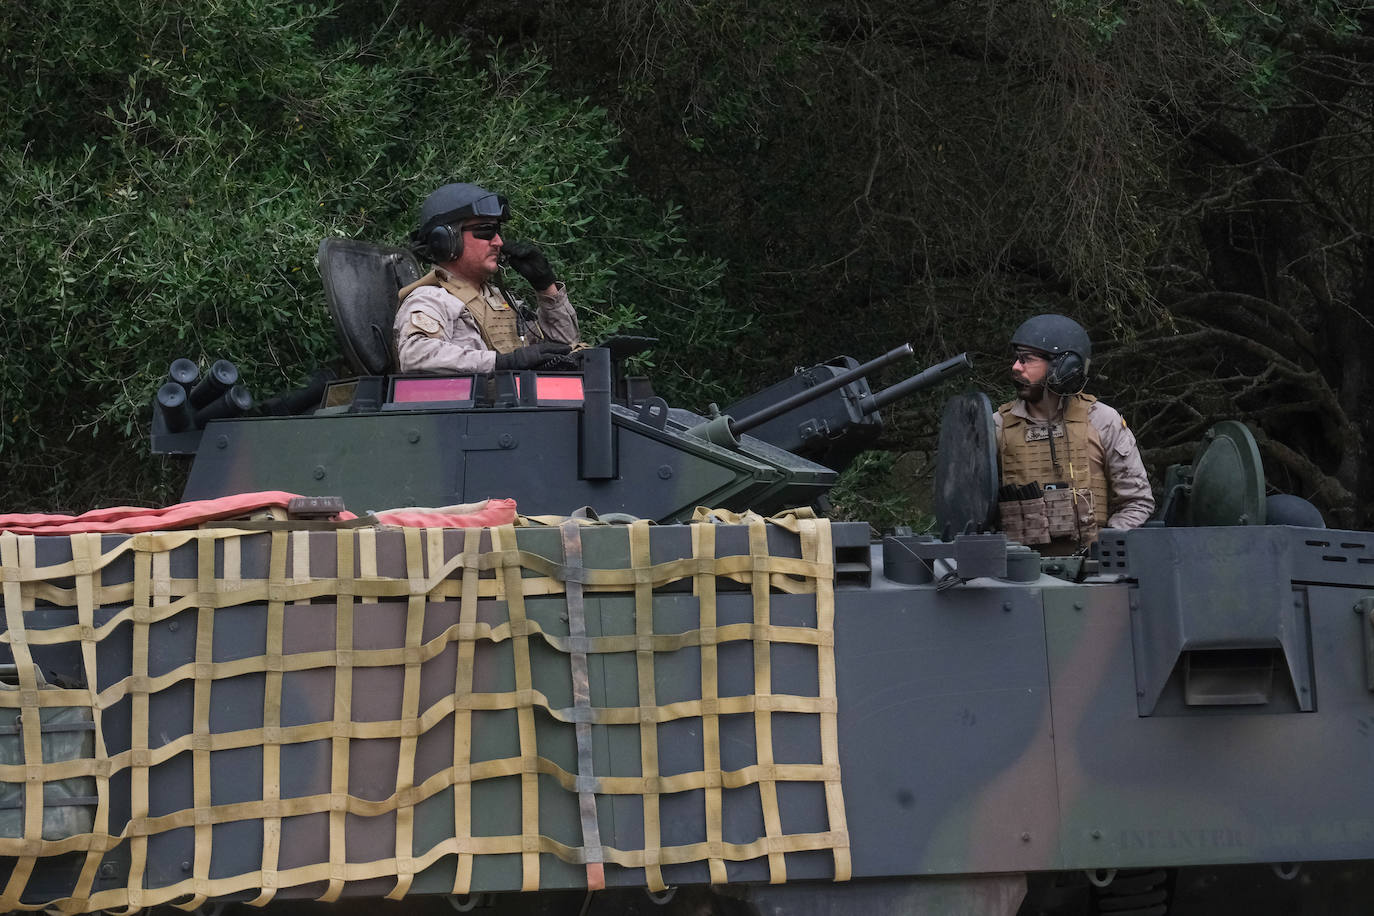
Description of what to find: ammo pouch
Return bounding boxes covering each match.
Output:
[999,497,1050,545]
[1000,489,1098,547]
[1044,488,1097,543]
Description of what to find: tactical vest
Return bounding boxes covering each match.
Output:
[998,394,1110,551]
[398,271,541,353]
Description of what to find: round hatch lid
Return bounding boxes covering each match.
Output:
[934,391,999,537]
[1188,419,1266,526]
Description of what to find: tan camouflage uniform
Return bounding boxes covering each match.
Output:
[393,267,579,374]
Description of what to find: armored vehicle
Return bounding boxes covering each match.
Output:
[1,239,1373,916]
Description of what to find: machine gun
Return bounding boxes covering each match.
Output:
[720,348,973,471]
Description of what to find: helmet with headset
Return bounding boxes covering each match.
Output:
[411,183,510,263]
[1011,313,1091,395]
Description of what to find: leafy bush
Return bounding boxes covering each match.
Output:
[0,0,729,511]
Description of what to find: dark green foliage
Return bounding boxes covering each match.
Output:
[827,450,936,535]
[533,0,1374,527]
[0,0,727,511]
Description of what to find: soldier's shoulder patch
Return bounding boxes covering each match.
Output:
[409,311,441,336]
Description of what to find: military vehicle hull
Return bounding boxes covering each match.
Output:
[3,513,1374,914]
[30,241,1374,912]
[177,403,837,524]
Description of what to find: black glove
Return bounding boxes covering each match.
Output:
[503,241,557,290]
[539,350,584,372]
[494,341,572,371]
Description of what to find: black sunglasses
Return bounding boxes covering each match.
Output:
[464,222,503,241]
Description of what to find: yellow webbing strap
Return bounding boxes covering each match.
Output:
[254,529,290,906]
[70,534,109,910]
[0,513,849,912]
[189,532,219,909]
[0,533,42,906]
[691,521,728,885]
[629,520,665,891]
[812,519,851,881]
[323,527,357,903]
[493,524,543,892]
[387,528,425,899]
[748,519,785,884]
[451,527,479,896]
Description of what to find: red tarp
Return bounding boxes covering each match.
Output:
[0,492,519,535]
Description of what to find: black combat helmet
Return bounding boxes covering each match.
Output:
[1011,313,1091,395]
[412,183,510,263]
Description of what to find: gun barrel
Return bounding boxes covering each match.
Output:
[860,352,973,414]
[728,343,915,437]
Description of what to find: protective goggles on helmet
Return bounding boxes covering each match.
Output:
[466,193,509,218]
[425,193,510,233]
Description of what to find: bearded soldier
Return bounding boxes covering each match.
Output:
[993,314,1153,554]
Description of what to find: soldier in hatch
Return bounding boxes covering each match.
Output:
[993,314,1154,554]
[394,182,581,374]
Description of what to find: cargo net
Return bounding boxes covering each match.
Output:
[0,510,849,912]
